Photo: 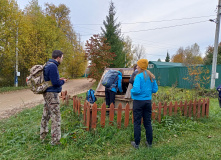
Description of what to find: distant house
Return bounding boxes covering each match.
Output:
[148,61,184,69]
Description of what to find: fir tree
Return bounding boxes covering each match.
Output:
[101,1,125,67]
[165,51,170,62]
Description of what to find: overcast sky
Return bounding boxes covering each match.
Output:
[16,0,220,61]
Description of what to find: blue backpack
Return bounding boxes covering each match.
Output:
[86,89,97,104]
[102,69,119,88]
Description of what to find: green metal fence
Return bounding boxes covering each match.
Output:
[149,65,221,89]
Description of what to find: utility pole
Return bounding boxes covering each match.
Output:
[210,0,221,89]
[15,25,19,87]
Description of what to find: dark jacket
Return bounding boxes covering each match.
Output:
[129,70,138,85]
[44,59,64,93]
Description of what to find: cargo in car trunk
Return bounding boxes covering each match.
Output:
[95,68,134,109]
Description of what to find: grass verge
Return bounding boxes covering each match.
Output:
[0,87,221,159]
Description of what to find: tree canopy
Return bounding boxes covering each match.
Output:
[85,34,115,81]
[101,1,126,68]
[203,43,221,65]
[165,51,170,62]
[172,43,203,65]
[0,0,86,86]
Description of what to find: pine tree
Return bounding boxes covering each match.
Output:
[101,1,125,68]
[165,51,170,62]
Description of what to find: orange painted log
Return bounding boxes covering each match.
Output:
[109,103,114,126]
[100,103,106,128]
[184,100,187,116]
[91,103,97,129]
[174,101,178,115]
[179,101,183,115]
[75,98,77,113]
[124,103,130,128]
[158,102,162,122]
[86,105,90,131]
[117,103,122,129]
[188,100,192,118]
[73,97,75,112]
[206,98,210,118]
[201,99,205,117]
[169,102,173,116]
[163,102,167,116]
[193,99,196,116]
[197,99,201,119]
[78,99,81,115]
[83,101,87,125]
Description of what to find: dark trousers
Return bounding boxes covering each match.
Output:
[105,88,116,108]
[133,100,152,145]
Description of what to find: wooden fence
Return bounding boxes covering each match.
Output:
[72,97,210,131]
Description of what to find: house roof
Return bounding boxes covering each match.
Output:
[149,61,184,68]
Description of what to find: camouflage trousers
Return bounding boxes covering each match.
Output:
[40,92,61,144]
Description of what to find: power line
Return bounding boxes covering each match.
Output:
[80,20,209,36]
[73,15,215,26]
[122,20,208,33]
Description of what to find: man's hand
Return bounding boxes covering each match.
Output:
[60,77,68,82]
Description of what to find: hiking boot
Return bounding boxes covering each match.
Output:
[145,141,152,148]
[131,141,139,149]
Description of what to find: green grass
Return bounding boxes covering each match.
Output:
[1,87,221,159]
[0,86,29,93]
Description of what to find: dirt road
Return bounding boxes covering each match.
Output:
[0,78,94,119]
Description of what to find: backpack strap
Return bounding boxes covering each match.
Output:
[43,62,53,68]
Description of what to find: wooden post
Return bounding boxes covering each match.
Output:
[174,101,178,115]
[188,100,192,118]
[100,103,106,128]
[91,103,97,129]
[193,99,196,116]
[124,103,130,128]
[109,103,114,126]
[152,102,156,120]
[73,97,75,113]
[169,102,173,116]
[179,101,183,116]
[158,102,162,122]
[83,101,87,125]
[86,104,90,131]
[184,100,187,116]
[206,98,210,118]
[201,99,206,117]
[197,99,201,119]
[163,102,167,116]
[75,98,78,113]
[117,103,122,129]
[78,99,81,115]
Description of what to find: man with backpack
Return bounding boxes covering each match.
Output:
[40,50,67,145]
[104,69,124,114]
